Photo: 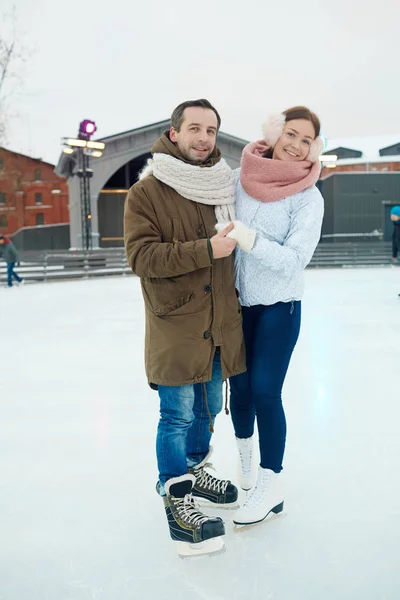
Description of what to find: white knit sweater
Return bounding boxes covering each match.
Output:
[234,169,324,307]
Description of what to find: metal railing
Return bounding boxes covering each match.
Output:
[0,250,131,284]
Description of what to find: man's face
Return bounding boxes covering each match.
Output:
[170,107,218,163]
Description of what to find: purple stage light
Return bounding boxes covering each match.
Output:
[78,120,97,140]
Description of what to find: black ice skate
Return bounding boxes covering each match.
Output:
[189,447,239,509]
[164,474,225,558]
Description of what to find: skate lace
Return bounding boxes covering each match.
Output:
[194,463,229,494]
[175,494,209,526]
[243,472,271,509]
[239,446,253,477]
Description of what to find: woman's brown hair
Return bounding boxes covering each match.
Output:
[263,106,321,158]
[283,106,320,137]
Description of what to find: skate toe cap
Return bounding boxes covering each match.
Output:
[225,482,239,503]
[201,518,225,540]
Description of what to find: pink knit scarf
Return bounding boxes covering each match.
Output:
[240,140,321,203]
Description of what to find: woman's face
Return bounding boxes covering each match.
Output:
[272,118,316,162]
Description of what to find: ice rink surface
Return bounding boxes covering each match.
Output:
[1,268,400,600]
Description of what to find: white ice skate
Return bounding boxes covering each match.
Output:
[233,466,284,528]
[236,435,257,491]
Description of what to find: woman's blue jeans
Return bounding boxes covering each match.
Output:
[230,302,301,473]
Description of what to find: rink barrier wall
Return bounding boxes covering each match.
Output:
[0,242,396,284]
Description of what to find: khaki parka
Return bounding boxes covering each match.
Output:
[124,132,246,386]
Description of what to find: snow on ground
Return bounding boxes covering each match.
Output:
[1,268,400,600]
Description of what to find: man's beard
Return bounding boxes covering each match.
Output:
[178,143,213,164]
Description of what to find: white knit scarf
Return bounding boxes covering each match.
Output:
[140,153,236,222]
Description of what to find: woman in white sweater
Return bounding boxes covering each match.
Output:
[229,106,324,526]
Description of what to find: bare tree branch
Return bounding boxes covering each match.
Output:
[0,4,30,145]
[0,41,15,97]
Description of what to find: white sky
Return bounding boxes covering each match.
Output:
[4,0,400,164]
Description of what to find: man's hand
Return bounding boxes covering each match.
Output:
[210,223,237,259]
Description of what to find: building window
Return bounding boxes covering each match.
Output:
[36,213,44,226]
[0,215,7,227]
[0,191,5,204]
[0,158,3,170]
[34,168,41,181]
[35,193,43,204]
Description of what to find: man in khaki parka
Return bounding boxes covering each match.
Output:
[124,99,246,556]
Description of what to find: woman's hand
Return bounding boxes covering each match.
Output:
[215,221,256,253]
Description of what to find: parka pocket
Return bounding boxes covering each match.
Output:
[141,279,193,316]
[153,292,193,316]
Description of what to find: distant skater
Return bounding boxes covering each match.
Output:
[390,206,400,264]
[0,236,23,288]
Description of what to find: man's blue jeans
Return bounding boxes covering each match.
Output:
[156,351,223,493]
[7,262,22,287]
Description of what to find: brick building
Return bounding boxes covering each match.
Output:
[320,135,400,179]
[0,148,69,236]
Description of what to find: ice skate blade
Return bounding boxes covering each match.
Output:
[193,497,239,510]
[240,486,253,492]
[233,506,286,531]
[238,477,257,492]
[177,537,225,559]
